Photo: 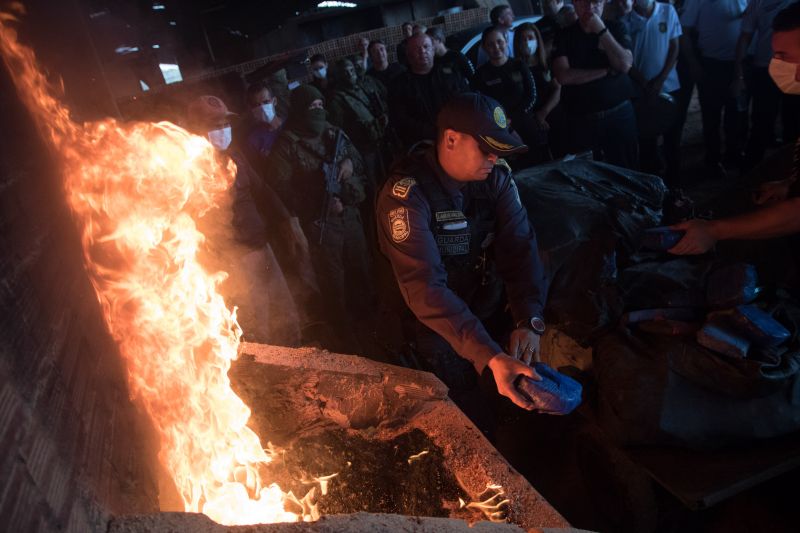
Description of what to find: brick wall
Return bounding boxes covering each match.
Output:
[0,58,160,532]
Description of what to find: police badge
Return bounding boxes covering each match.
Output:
[659,22,667,33]
[389,207,410,242]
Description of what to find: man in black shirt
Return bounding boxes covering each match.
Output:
[552,0,638,169]
[427,26,475,85]
[396,21,414,68]
[536,0,564,43]
[367,39,406,91]
[388,33,470,148]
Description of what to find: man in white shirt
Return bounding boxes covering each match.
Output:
[734,0,799,169]
[681,0,749,177]
[622,0,683,179]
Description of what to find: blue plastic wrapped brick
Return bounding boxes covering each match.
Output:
[696,320,751,359]
[514,363,583,415]
[730,305,791,347]
[641,226,686,251]
[706,264,760,309]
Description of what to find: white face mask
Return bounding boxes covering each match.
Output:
[207,126,232,151]
[527,39,538,56]
[769,58,800,95]
[312,66,327,80]
[253,102,276,123]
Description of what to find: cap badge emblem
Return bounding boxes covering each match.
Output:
[493,106,507,128]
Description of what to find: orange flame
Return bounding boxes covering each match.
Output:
[0,5,302,525]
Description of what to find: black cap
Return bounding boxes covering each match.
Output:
[436,92,528,156]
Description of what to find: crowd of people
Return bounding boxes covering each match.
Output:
[182,1,800,415]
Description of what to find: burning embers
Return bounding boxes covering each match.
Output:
[0,6,313,525]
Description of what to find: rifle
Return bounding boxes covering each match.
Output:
[317,128,346,245]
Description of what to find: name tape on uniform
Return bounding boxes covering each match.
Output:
[436,210,468,231]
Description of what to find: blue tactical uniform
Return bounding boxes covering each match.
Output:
[376,147,547,381]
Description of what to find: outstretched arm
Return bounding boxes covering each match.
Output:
[669,198,800,255]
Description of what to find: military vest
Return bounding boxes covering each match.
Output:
[334,89,382,146]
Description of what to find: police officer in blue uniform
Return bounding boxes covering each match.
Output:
[376,92,548,418]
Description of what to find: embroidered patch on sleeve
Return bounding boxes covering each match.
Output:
[391,177,416,199]
[389,207,411,243]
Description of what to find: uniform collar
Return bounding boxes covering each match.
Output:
[426,146,467,196]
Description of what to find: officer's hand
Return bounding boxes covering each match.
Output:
[509,328,541,365]
[337,158,354,182]
[668,219,718,255]
[488,353,541,411]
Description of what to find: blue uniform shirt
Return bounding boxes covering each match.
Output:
[680,0,748,61]
[376,148,546,373]
[742,0,795,68]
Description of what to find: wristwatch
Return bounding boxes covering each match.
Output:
[596,26,609,38]
[516,316,546,335]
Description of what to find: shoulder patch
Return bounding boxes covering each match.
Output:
[388,207,410,243]
[392,177,417,199]
[495,158,512,173]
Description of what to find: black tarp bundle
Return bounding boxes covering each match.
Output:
[514,159,667,343]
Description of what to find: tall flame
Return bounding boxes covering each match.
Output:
[0,5,300,524]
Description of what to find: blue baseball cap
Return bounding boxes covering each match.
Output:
[436,92,528,156]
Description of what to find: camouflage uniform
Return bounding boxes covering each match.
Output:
[265,122,373,351]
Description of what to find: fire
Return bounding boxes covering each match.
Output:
[0,5,308,525]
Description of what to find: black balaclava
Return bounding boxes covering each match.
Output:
[288,84,327,138]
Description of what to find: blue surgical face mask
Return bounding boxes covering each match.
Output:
[312,66,327,80]
[253,102,276,123]
[527,39,538,56]
[207,126,232,151]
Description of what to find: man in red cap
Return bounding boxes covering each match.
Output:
[377,92,548,423]
[185,95,306,345]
